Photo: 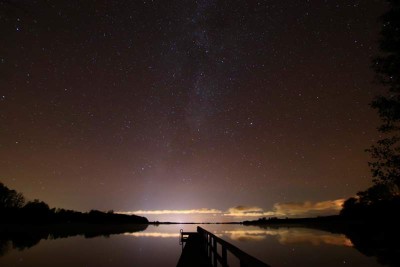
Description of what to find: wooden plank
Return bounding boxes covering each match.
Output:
[176,233,212,267]
[197,226,270,267]
[177,227,270,267]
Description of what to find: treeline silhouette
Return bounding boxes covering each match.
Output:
[0,182,148,224]
[340,0,400,220]
[243,215,348,226]
[340,193,400,220]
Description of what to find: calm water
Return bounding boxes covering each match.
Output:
[0,224,388,267]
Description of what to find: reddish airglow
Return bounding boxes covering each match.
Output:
[0,1,386,219]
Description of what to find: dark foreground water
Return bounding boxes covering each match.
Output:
[0,224,394,267]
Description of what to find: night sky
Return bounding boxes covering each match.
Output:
[0,0,388,222]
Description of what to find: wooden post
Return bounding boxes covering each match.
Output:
[222,247,227,267]
[196,226,270,267]
[213,238,217,266]
[208,235,212,262]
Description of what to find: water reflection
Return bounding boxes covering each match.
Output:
[222,230,267,241]
[1,224,398,267]
[274,229,352,247]
[121,228,353,247]
[0,224,148,257]
[124,232,180,238]
[222,228,353,247]
[220,229,352,247]
[123,228,351,247]
[245,224,400,267]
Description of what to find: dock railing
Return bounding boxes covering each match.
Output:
[197,226,270,267]
[179,229,193,246]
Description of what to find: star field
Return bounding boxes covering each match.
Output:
[0,0,388,221]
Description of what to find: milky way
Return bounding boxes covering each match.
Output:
[0,1,388,221]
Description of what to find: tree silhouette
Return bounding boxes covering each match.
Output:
[23,199,50,212]
[341,1,400,218]
[0,182,25,209]
[22,199,52,222]
[366,0,400,195]
[0,182,149,224]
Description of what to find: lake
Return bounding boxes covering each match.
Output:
[0,224,390,266]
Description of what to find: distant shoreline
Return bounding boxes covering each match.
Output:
[2,213,399,229]
[149,221,242,225]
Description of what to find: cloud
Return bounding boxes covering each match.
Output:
[118,208,222,215]
[117,198,346,219]
[224,199,345,218]
[224,206,275,217]
[227,206,263,213]
[272,199,345,217]
[123,232,180,238]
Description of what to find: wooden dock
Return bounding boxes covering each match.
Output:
[177,227,270,267]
